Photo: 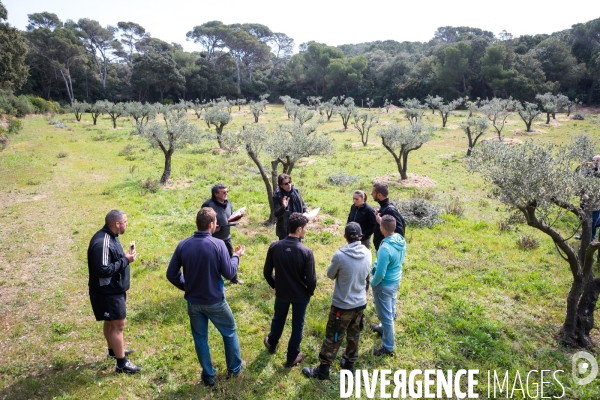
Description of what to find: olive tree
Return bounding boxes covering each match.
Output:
[138,107,198,185]
[353,111,379,146]
[321,100,335,121]
[249,99,268,123]
[100,100,126,129]
[462,116,490,156]
[479,97,517,140]
[425,95,443,115]
[205,102,232,149]
[467,136,600,348]
[70,100,88,122]
[89,100,108,125]
[516,101,542,132]
[399,98,427,124]
[377,122,435,180]
[336,97,356,130]
[438,98,464,128]
[228,122,333,223]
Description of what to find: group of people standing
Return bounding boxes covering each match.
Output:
[86,174,407,385]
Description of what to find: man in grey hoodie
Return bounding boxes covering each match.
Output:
[302,222,371,380]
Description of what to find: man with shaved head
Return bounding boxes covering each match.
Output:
[87,209,140,374]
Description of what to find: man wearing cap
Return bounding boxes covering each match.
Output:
[302,222,371,380]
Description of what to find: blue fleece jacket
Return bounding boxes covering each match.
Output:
[166,231,239,305]
[371,233,405,287]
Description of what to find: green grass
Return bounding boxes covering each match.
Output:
[1,108,599,399]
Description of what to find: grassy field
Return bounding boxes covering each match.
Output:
[1,104,600,399]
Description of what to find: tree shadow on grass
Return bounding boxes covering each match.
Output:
[0,360,117,400]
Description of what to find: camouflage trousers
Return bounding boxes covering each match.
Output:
[318,305,365,366]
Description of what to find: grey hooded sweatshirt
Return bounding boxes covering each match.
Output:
[327,241,372,310]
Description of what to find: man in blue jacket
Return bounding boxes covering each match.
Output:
[87,209,140,374]
[370,215,406,356]
[166,207,246,386]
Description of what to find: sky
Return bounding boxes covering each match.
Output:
[2,0,594,53]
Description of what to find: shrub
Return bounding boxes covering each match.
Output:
[497,220,511,232]
[571,114,585,120]
[26,96,54,114]
[516,235,539,250]
[141,178,160,193]
[328,172,359,186]
[14,95,34,117]
[7,119,23,134]
[396,197,443,228]
[0,131,8,151]
[118,144,135,156]
[48,120,67,129]
[445,197,465,216]
[57,152,68,158]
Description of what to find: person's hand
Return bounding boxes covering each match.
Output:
[126,249,137,262]
[375,210,382,225]
[282,196,289,208]
[234,245,245,257]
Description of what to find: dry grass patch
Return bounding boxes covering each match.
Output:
[481,137,523,145]
[513,128,546,135]
[374,173,436,188]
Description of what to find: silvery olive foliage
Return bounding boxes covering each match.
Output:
[138,107,198,184]
[336,97,356,130]
[204,101,232,149]
[516,101,542,132]
[467,135,600,347]
[535,92,570,124]
[461,116,490,156]
[70,100,89,122]
[249,99,268,123]
[399,98,428,124]
[479,97,517,140]
[377,121,435,180]
[438,98,464,128]
[352,110,378,146]
[424,95,443,115]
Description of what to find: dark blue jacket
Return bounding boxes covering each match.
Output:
[87,226,130,295]
[347,202,377,241]
[166,231,239,305]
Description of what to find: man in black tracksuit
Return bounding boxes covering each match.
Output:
[87,209,140,374]
[202,183,245,284]
[371,183,406,250]
[263,213,316,368]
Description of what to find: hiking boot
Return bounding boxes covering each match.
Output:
[227,360,246,379]
[107,349,134,359]
[263,336,277,354]
[340,357,354,372]
[373,346,393,357]
[285,352,305,367]
[370,323,383,336]
[302,365,330,380]
[115,360,141,374]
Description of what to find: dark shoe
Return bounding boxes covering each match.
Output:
[227,360,246,378]
[340,357,354,372]
[200,379,215,387]
[370,323,383,336]
[230,277,244,284]
[285,352,305,367]
[115,360,141,374]
[302,365,330,380]
[107,349,135,359]
[263,336,277,354]
[373,346,393,357]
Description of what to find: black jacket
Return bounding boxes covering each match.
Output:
[202,197,233,240]
[373,198,406,250]
[263,236,316,302]
[347,202,377,241]
[87,226,130,295]
[273,186,308,240]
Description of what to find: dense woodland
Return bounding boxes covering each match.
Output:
[1,2,600,107]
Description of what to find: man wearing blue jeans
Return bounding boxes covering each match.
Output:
[166,207,246,386]
[263,213,317,367]
[370,215,406,356]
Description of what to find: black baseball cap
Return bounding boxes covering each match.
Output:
[345,222,363,240]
